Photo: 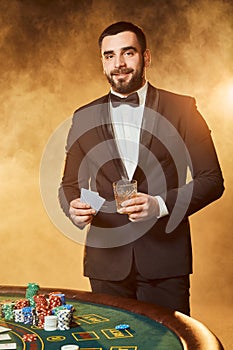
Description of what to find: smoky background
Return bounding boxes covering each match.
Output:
[0,0,232,348]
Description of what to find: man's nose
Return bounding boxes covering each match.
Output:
[114,54,126,68]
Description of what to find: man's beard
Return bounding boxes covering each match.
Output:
[105,63,145,94]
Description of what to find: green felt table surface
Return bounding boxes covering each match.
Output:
[0,294,183,350]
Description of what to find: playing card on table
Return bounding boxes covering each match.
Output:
[0,344,17,349]
[0,334,11,341]
[0,327,11,334]
[80,188,105,213]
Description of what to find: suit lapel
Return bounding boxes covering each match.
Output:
[96,94,128,181]
[135,84,160,182]
[140,83,159,148]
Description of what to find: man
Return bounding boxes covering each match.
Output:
[59,22,224,315]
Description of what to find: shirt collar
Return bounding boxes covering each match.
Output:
[110,81,148,106]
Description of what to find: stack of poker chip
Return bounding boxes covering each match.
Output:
[56,308,73,330]
[34,294,51,328]
[48,293,63,309]
[0,300,13,318]
[25,283,40,307]
[22,307,35,325]
[2,302,15,321]
[34,294,48,309]
[15,298,30,309]
[56,293,66,305]
[2,303,14,320]
[44,315,58,331]
[13,309,24,323]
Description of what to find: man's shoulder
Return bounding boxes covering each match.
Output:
[146,83,196,117]
[74,94,109,115]
[151,86,196,116]
[156,86,195,104]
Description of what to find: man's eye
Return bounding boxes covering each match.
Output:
[105,54,114,60]
[124,51,134,57]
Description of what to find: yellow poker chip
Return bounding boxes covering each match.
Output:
[115,323,130,330]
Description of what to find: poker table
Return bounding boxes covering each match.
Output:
[0,286,224,350]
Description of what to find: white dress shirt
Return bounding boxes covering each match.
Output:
[110,82,168,218]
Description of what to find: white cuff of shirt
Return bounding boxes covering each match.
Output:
[155,196,169,218]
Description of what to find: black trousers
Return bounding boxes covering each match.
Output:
[90,260,190,316]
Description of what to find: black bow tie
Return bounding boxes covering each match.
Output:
[110,92,139,107]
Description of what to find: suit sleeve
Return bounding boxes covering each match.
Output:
[58,113,90,217]
[164,97,224,223]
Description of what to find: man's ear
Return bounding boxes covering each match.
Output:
[143,49,151,68]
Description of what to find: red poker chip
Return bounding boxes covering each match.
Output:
[23,333,37,342]
[15,299,30,309]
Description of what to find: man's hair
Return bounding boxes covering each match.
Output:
[98,21,147,52]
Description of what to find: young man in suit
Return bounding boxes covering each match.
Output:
[59,22,224,315]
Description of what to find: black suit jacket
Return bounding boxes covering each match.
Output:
[59,83,224,280]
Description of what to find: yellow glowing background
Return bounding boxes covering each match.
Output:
[0,0,232,347]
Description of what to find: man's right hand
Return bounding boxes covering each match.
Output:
[69,198,96,229]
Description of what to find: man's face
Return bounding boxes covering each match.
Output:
[101,31,150,95]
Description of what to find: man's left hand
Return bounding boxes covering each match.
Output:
[119,193,160,222]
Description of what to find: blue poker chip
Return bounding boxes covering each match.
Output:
[115,324,130,330]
